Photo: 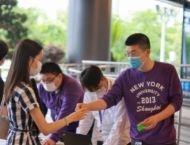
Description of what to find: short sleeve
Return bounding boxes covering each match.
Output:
[168,65,183,112]
[15,85,39,113]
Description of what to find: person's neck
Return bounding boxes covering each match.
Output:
[139,58,154,72]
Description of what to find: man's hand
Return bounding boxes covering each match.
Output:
[139,103,176,131]
[75,99,107,112]
[75,103,89,111]
[139,115,159,130]
[67,108,88,124]
[42,138,56,145]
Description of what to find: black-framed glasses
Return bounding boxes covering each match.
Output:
[41,74,59,84]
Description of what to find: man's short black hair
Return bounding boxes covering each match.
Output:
[80,65,103,92]
[40,62,62,75]
[0,40,8,60]
[125,33,150,50]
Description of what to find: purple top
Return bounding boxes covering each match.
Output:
[38,74,84,142]
[103,61,182,145]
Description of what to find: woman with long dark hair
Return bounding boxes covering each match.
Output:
[4,39,86,145]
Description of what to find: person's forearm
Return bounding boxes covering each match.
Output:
[87,99,107,111]
[49,115,67,142]
[30,108,74,135]
[154,103,175,122]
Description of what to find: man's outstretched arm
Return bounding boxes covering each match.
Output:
[76,99,107,111]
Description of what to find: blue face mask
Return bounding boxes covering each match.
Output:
[128,56,142,69]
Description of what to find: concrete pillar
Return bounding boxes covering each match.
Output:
[67,0,112,63]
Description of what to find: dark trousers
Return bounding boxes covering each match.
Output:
[97,141,103,145]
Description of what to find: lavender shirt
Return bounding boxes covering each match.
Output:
[103,61,182,145]
[38,74,84,142]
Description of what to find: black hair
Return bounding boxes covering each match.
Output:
[125,33,150,50]
[40,62,62,75]
[80,65,103,92]
[0,40,8,60]
[4,39,43,102]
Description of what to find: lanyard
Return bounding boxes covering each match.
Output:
[99,111,102,124]
[98,79,112,124]
[98,110,105,124]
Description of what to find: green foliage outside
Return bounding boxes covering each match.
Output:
[0,0,27,48]
[0,1,182,64]
[21,8,67,62]
[22,8,67,48]
[185,35,190,63]
[111,10,182,65]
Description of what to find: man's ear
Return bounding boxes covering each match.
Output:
[146,49,150,56]
[58,73,62,78]
[57,73,63,82]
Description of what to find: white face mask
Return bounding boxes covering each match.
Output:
[30,60,42,76]
[42,82,58,92]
